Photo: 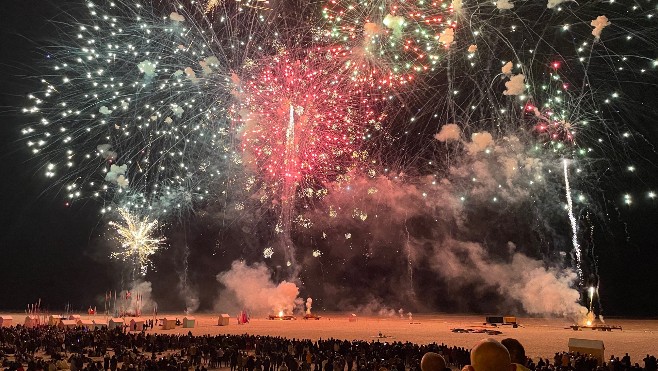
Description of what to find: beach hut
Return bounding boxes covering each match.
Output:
[183,316,196,328]
[108,317,125,330]
[68,314,81,321]
[568,338,605,364]
[24,315,39,328]
[77,319,94,329]
[48,315,65,326]
[59,319,78,329]
[129,318,146,331]
[218,314,230,326]
[162,317,176,330]
[92,320,106,330]
[0,316,13,327]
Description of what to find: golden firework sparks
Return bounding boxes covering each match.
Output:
[109,209,166,274]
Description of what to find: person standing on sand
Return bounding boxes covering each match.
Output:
[110,355,118,371]
[231,350,238,371]
[238,351,246,371]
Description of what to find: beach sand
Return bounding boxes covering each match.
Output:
[20,313,652,363]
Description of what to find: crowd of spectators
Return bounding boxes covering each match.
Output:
[0,325,655,371]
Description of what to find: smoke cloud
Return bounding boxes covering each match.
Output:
[292,133,587,319]
[215,261,302,316]
[496,0,514,10]
[591,16,610,40]
[305,297,313,314]
[503,74,526,96]
[429,239,587,318]
[435,124,462,142]
[119,280,157,316]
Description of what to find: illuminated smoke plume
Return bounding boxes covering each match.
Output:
[119,280,157,316]
[305,297,313,314]
[215,261,302,315]
[298,133,589,320]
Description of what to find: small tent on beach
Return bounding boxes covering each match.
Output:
[183,317,196,328]
[24,315,39,328]
[59,319,78,329]
[218,314,230,326]
[48,315,64,326]
[129,318,146,331]
[0,316,13,327]
[162,317,176,330]
[77,319,94,329]
[109,318,125,330]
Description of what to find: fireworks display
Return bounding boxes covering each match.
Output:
[320,0,456,87]
[18,0,658,315]
[109,208,166,275]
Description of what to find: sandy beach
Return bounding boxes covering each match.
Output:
[7,313,654,364]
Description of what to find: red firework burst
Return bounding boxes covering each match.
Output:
[233,50,387,188]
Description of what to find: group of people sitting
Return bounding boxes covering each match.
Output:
[0,325,656,371]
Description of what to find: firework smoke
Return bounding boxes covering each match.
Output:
[215,260,302,316]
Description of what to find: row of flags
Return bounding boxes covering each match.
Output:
[104,291,145,301]
[104,290,148,317]
[25,291,149,317]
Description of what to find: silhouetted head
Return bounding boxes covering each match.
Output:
[469,338,512,371]
[421,352,447,371]
[501,338,526,365]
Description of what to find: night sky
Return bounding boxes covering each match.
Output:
[1,0,658,317]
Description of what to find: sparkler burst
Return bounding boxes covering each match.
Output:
[109,208,166,275]
[20,0,258,219]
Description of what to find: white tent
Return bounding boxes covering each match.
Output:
[129,318,147,331]
[0,316,13,327]
[59,319,78,329]
[77,319,94,329]
[218,314,230,326]
[183,317,196,328]
[162,317,176,330]
[109,318,125,330]
[568,338,605,364]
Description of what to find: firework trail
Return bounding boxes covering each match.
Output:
[563,159,582,281]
